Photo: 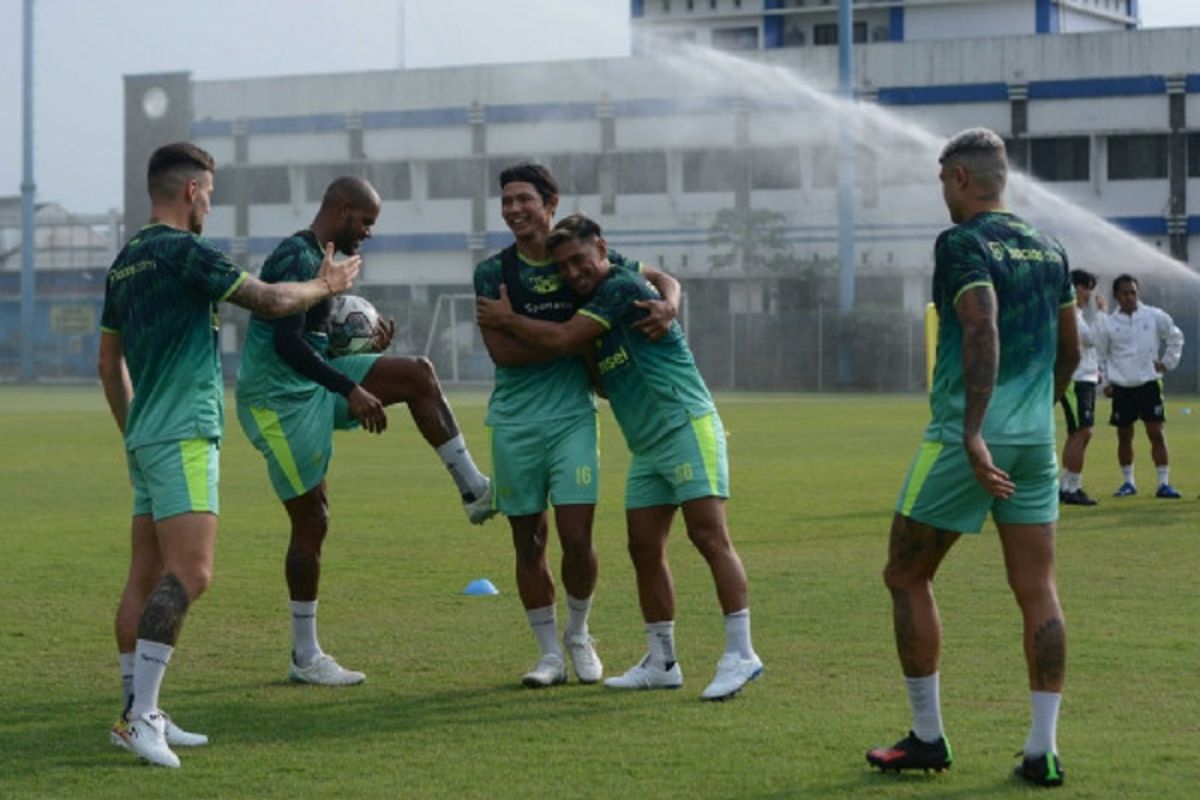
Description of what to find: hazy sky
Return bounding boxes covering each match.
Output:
[0,0,1196,216]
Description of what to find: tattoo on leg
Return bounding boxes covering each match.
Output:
[1032,617,1066,689]
[137,573,190,646]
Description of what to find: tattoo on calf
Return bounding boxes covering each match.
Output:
[1033,617,1066,689]
[138,573,190,646]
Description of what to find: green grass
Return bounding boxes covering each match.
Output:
[1,387,1197,799]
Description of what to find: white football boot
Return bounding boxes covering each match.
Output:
[521,652,568,688]
[126,711,180,768]
[603,656,683,690]
[563,633,603,684]
[288,653,366,686]
[700,652,763,701]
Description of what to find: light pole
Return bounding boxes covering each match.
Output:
[20,0,37,382]
[836,0,856,386]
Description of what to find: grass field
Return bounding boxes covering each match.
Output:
[1,386,1197,799]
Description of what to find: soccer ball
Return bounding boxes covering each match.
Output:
[327,295,380,357]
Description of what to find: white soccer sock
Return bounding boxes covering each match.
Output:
[525,605,561,656]
[564,594,592,640]
[905,673,944,744]
[435,434,489,500]
[1156,466,1170,486]
[1024,691,1062,757]
[129,639,173,719]
[290,600,322,667]
[119,651,136,713]
[1063,471,1081,492]
[722,608,755,659]
[1121,465,1135,485]
[646,620,677,669]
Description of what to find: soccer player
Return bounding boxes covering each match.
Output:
[476,212,763,701]
[864,129,1079,787]
[474,164,680,688]
[100,142,361,768]
[235,176,495,686]
[1059,269,1105,506]
[1094,274,1184,499]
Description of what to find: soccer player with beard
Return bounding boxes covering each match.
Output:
[236,176,495,687]
[101,142,361,768]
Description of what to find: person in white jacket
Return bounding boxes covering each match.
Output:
[1095,274,1185,498]
[1059,269,1105,506]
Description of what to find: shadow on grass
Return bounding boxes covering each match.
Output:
[0,681,639,779]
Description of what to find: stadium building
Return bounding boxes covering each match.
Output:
[17,1,1200,387]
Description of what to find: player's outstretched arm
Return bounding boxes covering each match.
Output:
[634,265,681,341]
[1054,304,1081,402]
[97,331,132,434]
[229,244,361,318]
[956,284,1013,498]
[477,284,603,355]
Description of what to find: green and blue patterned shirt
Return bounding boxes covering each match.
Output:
[926,210,1074,446]
[578,266,715,453]
[236,231,331,406]
[100,223,248,449]
[474,247,639,426]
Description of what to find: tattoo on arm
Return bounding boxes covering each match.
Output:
[137,573,191,646]
[230,277,322,319]
[958,286,998,439]
[1032,617,1066,689]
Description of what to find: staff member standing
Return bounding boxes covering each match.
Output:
[1095,274,1184,499]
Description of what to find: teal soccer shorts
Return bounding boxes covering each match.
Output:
[625,412,729,510]
[489,411,599,516]
[237,354,378,501]
[127,437,220,521]
[895,440,1058,532]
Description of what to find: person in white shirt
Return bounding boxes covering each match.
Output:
[1059,269,1105,506]
[1094,274,1184,499]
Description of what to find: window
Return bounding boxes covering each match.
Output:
[1107,134,1168,180]
[305,163,365,202]
[1190,133,1200,178]
[813,21,867,46]
[782,16,807,46]
[1030,137,1090,182]
[427,159,483,199]
[683,149,741,192]
[616,151,668,194]
[751,147,802,189]
[245,166,290,204]
[548,154,601,195]
[712,26,759,50]
[368,161,412,200]
[812,145,877,189]
[878,144,929,186]
[1003,138,1029,172]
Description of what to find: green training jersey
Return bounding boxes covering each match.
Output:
[474,247,639,426]
[926,210,1074,446]
[578,265,715,453]
[236,231,329,406]
[99,223,248,450]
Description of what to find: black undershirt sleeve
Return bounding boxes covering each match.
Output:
[270,312,357,397]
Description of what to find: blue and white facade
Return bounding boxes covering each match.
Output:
[630,0,1138,51]
[112,8,1200,388]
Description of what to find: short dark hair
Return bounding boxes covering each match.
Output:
[938,127,1007,195]
[1070,269,1096,289]
[147,142,214,201]
[546,212,603,254]
[1112,273,1139,294]
[498,162,558,205]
